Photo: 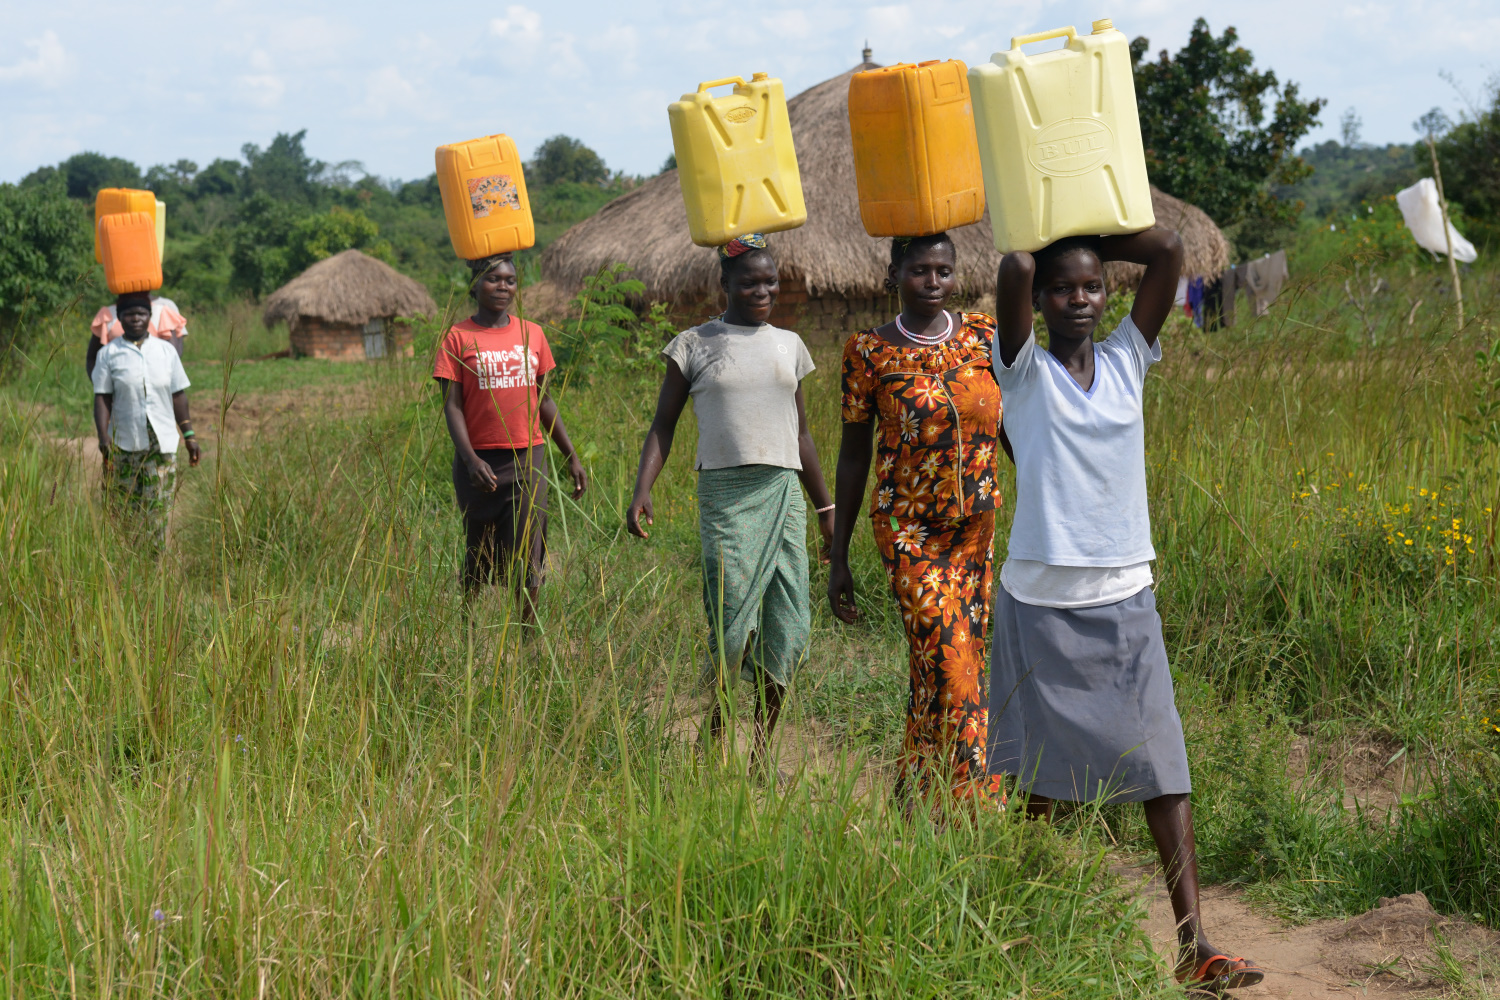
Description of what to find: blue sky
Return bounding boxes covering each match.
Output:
[2,0,1495,184]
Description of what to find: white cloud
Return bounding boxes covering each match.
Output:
[237,74,285,107]
[490,6,542,43]
[584,24,639,72]
[362,65,420,117]
[0,30,69,86]
[237,52,284,107]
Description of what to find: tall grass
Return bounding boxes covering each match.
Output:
[0,247,1497,994]
[0,332,1165,996]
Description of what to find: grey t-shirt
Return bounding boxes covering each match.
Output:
[661,319,815,471]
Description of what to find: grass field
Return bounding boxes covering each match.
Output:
[1,243,1497,996]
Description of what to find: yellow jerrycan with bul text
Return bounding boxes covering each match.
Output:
[435,134,535,260]
[93,188,158,264]
[969,19,1153,253]
[848,59,985,237]
[669,74,806,247]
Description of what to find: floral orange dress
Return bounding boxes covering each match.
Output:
[841,312,1006,806]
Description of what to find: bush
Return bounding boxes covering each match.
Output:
[0,178,93,366]
[549,264,676,384]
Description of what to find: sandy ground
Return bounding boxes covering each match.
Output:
[1128,871,1498,998]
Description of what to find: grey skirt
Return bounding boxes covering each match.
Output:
[987,586,1190,803]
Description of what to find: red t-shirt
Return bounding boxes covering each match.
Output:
[432,317,556,449]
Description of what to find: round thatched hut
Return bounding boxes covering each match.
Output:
[542,58,1230,336]
[263,249,436,361]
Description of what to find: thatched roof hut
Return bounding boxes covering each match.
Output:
[543,60,1230,333]
[263,249,436,361]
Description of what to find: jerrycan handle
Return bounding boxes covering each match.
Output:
[697,77,747,93]
[1009,25,1077,51]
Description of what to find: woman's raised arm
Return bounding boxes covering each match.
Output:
[994,251,1037,367]
[1099,228,1184,347]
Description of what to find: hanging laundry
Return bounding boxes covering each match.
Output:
[1242,250,1288,317]
[1218,265,1240,328]
[1187,276,1205,328]
[1395,178,1478,262]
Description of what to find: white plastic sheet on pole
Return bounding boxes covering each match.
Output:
[1396,178,1478,262]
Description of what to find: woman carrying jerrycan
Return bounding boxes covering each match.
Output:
[827,232,1007,816]
[985,230,1264,995]
[627,235,835,777]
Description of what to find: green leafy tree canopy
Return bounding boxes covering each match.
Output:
[529,135,609,187]
[0,179,92,362]
[20,152,144,201]
[1132,19,1325,236]
[1424,81,1500,233]
[242,130,325,205]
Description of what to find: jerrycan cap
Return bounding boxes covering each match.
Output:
[751,72,769,81]
[1091,18,1114,33]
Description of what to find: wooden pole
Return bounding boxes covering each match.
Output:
[1425,134,1464,329]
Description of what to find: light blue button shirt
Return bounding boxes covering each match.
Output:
[92,336,191,453]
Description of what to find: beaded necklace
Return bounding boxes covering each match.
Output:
[894,309,953,347]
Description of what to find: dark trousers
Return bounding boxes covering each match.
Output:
[452,445,548,591]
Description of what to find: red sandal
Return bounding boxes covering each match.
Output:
[1177,954,1265,993]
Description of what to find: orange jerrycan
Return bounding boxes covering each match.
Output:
[848,60,985,237]
[435,134,535,260]
[969,19,1154,252]
[668,74,806,247]
[98,212,162,294]
[93,188,157,263]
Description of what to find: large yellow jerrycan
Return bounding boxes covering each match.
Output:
[669,74,806,247]
[93,188,157,263]
[435,134,535,260]
[969,19,1154,253]
[154,200,167,264]
[848,60,985,237]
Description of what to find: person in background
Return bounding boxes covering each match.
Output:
[86,292,189,378]
[827,233,1006,814]
[627,234,835,777]
[92,291,201,546]
[987,230,1264,995]
[433,253,587,624]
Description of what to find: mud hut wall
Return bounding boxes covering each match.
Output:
[289,317,414,361]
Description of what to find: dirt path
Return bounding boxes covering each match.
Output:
[1126,866,1497,998]
[748,711,1498,998]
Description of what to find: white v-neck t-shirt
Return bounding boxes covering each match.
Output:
[994,315,1160,608]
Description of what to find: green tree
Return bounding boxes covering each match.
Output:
[285,206,392,274]
[1131,19,1325,252]
[229,192,306,298]
[529,135,609,187]
[1426,82,1500,236]
[242,130,325,205]
[194,158,245,200]
[20,152,144,201]
[0,179,93,364]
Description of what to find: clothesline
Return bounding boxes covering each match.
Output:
[1173,250,1289,329]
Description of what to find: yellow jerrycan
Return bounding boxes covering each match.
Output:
[969,19,1154,253]
[93,188,157,263]
[155,200,167,264]
[435,134,535,260]
[848,60,985,237]
[668,74,806,247]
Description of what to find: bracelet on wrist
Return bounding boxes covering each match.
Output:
[815,503,836,514]
[182,429,196,438]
